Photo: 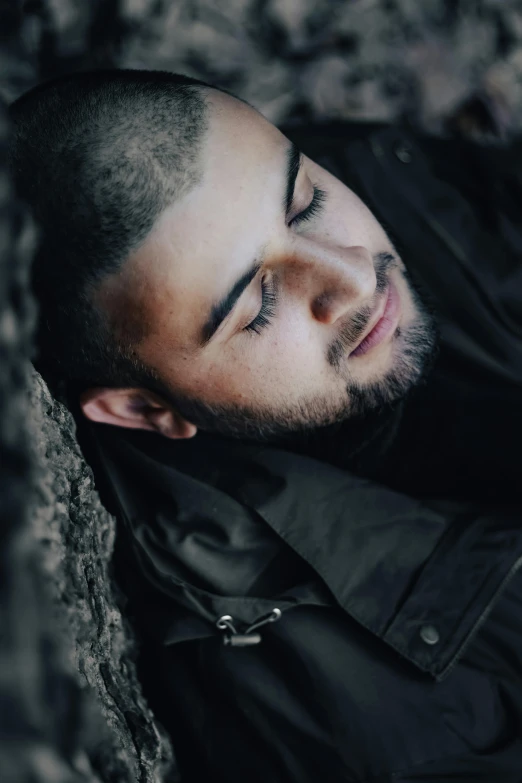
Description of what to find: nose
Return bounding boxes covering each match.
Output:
[286,240,377,325]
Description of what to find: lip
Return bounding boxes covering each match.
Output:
[350,280,401,358]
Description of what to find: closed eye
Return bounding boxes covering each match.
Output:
[289,185,327,227]
[243,275,279,335]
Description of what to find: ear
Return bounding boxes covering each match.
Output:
[79,387,197,440]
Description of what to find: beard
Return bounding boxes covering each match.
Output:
[164,254,439,444]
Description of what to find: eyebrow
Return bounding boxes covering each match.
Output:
[200,258,263,345]
[199,141,302,346]
[284,141,303,216]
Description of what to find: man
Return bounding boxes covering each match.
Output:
[9,69,522,782]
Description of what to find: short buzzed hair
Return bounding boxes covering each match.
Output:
[8,68,212,397]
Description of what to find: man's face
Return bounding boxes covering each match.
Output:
[95,89,437,441]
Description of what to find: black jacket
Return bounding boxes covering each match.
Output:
[82,123,522,782]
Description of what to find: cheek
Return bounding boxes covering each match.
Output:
[329,195,383,246]
[203,319,327,403]
[314,166,389,249]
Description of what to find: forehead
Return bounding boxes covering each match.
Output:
[113,90,287,358]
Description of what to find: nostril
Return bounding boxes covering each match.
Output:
[313,285,364,325]
[312,291,341,324]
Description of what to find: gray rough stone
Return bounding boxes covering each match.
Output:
[27,369,177,783]
[0,58,91,783]
[0,4,176,781]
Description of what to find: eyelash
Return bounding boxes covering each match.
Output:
[244,275,279,335]
[243,185,327,336]
[289,185,327,227]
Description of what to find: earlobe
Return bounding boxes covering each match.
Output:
[79,387,197,439]
[148,407,197,439]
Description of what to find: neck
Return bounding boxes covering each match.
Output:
[252,399,406,477]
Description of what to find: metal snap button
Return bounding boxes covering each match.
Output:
[420,625,440,645]
[394,144,412,163]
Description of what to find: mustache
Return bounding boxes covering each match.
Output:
[327,252,397,370]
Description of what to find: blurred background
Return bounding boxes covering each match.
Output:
[2,2,522,782]
[3,0,522,136]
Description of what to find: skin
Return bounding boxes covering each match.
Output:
[81,88,437,442]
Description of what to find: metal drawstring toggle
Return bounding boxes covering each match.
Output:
[216,608,282,647]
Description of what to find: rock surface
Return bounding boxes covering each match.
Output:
[0,4,176,781]
[27,370,177,782]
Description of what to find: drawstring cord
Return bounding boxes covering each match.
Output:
[216,608,282,647]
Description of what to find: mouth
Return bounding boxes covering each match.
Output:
[350,280,401,358]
